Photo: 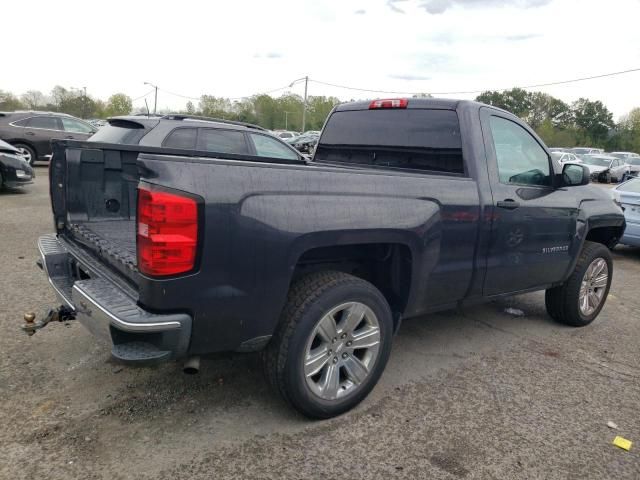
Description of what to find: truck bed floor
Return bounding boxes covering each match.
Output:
[68,220,137,271]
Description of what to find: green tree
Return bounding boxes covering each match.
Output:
[476,88,532,117]
[571,98,614,146]
[105,93,132,117]
[0,90,24,111]
[527,92,572,129]
[199,95,232,118]
[21,90,45,110]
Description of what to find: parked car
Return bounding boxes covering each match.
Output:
[548,147,569,153]
[88,114,301,160]
[551,151,581,165]
[0,111,97,165]
[33,98,624,418]
[0,139,34,189]
[272,130,299,140]
[622,157,640,179]
[575,154,630,183]
[611,178,640,247]
[609,151,640,160]
[286,133,319,154]
[571,147,604,155]
[302,130,321,136]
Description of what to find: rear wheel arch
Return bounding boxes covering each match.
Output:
[289,241,414,329]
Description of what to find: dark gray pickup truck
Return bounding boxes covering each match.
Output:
[33,99,625,418]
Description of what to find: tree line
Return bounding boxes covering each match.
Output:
[0,86,133,119]
[475,88,639,152]
[1,85,638,151]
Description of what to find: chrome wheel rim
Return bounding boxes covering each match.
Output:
[579,258,608,316]
[17,147,32,164]
[304,302,381,401]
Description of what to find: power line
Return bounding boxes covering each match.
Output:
[132,90,155,101]
[311,67,640,96]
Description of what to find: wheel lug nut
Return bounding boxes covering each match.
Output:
[346,341,352,347]
[341,333,347,339]
[328,349,332,355]
[342,353,348,359]
[333,357,338,363]
[332,337,337,343]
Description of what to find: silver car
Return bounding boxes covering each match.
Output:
[611,178,640,247]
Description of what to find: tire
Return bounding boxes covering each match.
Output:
[545,241,613,327]
[13,143,37,166]
[263,271,393,419]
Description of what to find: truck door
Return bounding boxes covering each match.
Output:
[480,108,580,296]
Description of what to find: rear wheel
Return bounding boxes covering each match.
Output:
[264,271,393,418]
[13,144,36,166]
[545,241,612,327]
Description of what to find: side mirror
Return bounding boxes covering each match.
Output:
[562,163,590,186]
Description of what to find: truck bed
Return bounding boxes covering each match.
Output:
[68,220,137,272]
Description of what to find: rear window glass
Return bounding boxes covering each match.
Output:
[29,116,61,130]
[164,128,197,149]
[197,128,248,155]
[89,121,151,144]
[316,109,464,174]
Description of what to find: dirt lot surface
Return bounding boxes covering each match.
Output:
[1,170,639,479]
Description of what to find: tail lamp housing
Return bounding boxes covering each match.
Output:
[369,98,408,109]
[137,185,200,277]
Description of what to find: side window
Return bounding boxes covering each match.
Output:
[12,118,30,127]
[61,118,94,134]
[489,116,551,186]
[197,128,248,154]
[249,133,299,160]
[28,116,62,130]
[164,128,197,150]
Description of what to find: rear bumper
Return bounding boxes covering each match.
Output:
[38,234,192,363]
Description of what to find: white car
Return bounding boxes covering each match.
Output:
[551,151,581,165]
[610,178,640,247]
[571,147,604,155]
[575,154,630,183]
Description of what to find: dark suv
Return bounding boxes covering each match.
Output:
[0,111,97,165]
[88,114,302,160]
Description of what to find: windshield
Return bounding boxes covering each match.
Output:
[628,158,640,166]
[582,156,611,167]
[551,152,563,161]
[618,178,640,193]
[572,148,591,154]
[609,153,627,159]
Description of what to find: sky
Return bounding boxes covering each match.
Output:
[2,0,640,119]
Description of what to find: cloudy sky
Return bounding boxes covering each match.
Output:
[3,0,640,118]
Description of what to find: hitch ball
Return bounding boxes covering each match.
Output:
[23,312,36,336]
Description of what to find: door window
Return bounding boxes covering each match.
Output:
[197,128,249,154]
[61,118,94,134]
[250,133,299,160]
[28,116,61,130]
[489,116,551,186]
[164,128,197,149]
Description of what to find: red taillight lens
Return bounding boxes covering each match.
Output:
[369,98,408,109]
[137,186,198,276]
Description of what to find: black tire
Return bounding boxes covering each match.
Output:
[263,271,393,419]
[545,241,613,327]
[13,143,37,166]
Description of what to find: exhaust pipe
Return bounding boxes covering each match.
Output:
[183,356,200,375]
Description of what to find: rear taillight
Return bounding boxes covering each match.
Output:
[137,186,199,277]
[369,98,408,109]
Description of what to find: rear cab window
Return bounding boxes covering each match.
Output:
[315,108,464,175]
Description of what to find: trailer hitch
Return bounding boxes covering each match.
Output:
[21,305,76,336]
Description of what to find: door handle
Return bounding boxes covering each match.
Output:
[497,199,520,210]
[65,136,74,139]
[25,131,35,136]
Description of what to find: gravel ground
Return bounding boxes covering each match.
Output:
[1,170,639,479]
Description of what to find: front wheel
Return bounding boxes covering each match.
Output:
[545,241,612,327]
[13,144,37,166]
[263,271,393,418]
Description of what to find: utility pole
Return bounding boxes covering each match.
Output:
[302,76,308,133]
[144,82,158,115]
[284,111,291,130]
[289,76,309,133]
[82,86,87,119]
